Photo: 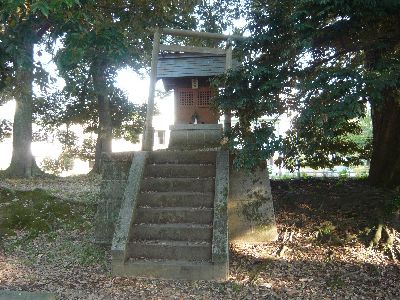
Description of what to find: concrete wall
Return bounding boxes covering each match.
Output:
[94,152,134,244]
[228,162,278,243]
[212,151,229,279]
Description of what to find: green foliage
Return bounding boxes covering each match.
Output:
[76,243,106,266]
[76,137,96,161]
[40,153,74,175]
[338,169,349,179]
[318,221,336,237]
[40,157,63,175]
[315,221,343,245]
[215,0,400,172]
[231,282,243,293]
[37,0,213,149]
[0,0,85,176]
[57,129,78,150]
[39,128,80,175]
[223,120,282,170]
[112,102,147,144]
[345,113,373,161]
[300,172,309,179]
[0,118,12,141]
[0,0,83,90]
[39,129,98,174]
[0,187,86,237]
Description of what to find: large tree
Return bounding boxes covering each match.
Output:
[0,0,81,177]
[216,0,400,188]
[51,0,199,173]
[53,0,240,173]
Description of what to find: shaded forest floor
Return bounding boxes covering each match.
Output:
[1,176,399,299]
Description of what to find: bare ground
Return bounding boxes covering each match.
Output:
[1,176,399,299]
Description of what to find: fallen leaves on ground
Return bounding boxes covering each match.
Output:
[0,177,399,299]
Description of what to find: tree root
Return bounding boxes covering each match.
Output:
[369,223,399,260]
[384,226,395,246]
[369,223,383,248]
[4,159,46,178]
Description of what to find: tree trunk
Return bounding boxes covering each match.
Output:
[368,94,400,188]
[366,49,400,189]
[91,60,112,174]
[6,41,40,177]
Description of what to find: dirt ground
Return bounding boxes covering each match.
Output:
[1,176,399,299]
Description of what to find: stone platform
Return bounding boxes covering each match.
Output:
[168,124,223,149]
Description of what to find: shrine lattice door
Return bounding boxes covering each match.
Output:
[174,87,218,124]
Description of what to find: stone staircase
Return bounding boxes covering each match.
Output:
[112,151,229,280]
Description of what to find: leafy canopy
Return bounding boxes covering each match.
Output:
[216,0,400,170]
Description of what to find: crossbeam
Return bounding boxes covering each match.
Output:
[160,28,246,41]
[159,44,226,55]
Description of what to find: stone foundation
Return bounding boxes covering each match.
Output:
[169,124,222,149]
[94,150,278,246]
[228,164,278,243]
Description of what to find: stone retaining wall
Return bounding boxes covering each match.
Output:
[94,152,134,244]
[228,162,278,243]
[94,150,278,245]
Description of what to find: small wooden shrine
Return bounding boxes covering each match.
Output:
[158,53,223,125]
[157,52,228,148]
[142,28,238,151]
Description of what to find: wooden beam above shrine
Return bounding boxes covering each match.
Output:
[159,44,226,55]
[159,28,246,41]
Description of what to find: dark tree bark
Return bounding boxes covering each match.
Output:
[5,41,41,177]
[91,59,112,174]
[369,93,400,188]
[366,49,400,188]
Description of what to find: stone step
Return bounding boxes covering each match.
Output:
[148,151,216,164]
[135,207,213,224]
[144,164,215,178]
[127,240,211,261]
[140,178,214,193]
[138,192,214,208]
[130,223,212,242]
[113,259,228,281]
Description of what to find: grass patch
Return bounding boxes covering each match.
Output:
[57,239,107,266]
[0,187,91,237]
